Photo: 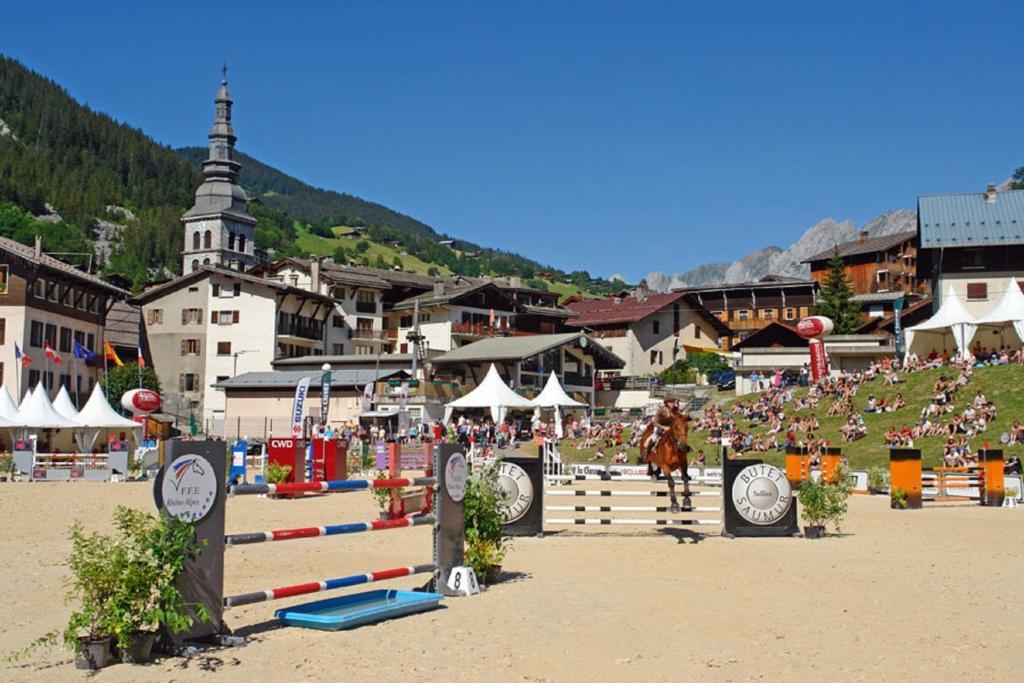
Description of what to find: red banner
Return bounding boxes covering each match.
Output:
[808,338,829,381]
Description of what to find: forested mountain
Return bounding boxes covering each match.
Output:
[0,55,624,295]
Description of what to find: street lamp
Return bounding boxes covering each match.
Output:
[232,349,259,376]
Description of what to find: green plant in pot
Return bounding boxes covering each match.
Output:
[797,466,852,539]
[867,466,889,495]
[8,507,210,669]
[463,461,510,584]
[264,461,292,484]
[106,507,211,663]
[891,487,909,510]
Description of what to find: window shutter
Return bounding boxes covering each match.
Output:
[181,309,187,324]
[233,310,240,324]
[211,311,219,324]
[179,374,185,392]
[180,340,186,355]
[197,309,203,324]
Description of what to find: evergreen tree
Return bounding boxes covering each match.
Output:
[814,247,861,333]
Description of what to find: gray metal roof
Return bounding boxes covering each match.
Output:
[803,231,916,264]
[213,368,406,390]
[918,189,1024,249]
[272,351,442,367]
[434,332,624,369]
[850,292,907,303]
[0,236,129,295]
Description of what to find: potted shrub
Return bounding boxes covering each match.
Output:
[867,466,889,495]
[798,467,852,538]
[0,454,11,482]
[891,487,909,510]
[9,507,210,669]
[463,461,511,584]
[107,507,211,664]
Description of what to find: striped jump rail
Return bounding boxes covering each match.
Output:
[547,518,720,527]
[544,489,718,498]
[225,514,435,546]
[230,476,436,496]
[545,505,721,513]
[224,563,437,609]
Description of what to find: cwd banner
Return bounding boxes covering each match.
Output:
[291,376,312,439]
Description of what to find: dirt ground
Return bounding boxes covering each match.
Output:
[2,479,1022,682]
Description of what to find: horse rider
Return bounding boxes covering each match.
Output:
[642,396,681,462]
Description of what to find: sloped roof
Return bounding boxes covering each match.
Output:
[850,291,910,303]
[130,265,337,305]
[566,291,686,325]
[392,281,522,311]
[213,368,406,390]
[918,189,1024,249]
[673,277,818,294]
[803,231,917,264]
[731,321,808,350]
[0,236,128,295]
[273,350,443,368]
[435,332,625,369]
[566,291,730,335]
[18,383,79,429]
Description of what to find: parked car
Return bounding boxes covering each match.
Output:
[716,371,736,391]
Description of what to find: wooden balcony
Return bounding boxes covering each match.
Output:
[451,322,532,337]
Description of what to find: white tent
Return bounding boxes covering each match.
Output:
[74,384,143,451]
[905,286,977,360]
[52,386,81,422]
[0,385,20,422]
[444,364,534,423]
[18,383,80,430]
[971,278,1024,349]
[530,372,586,439]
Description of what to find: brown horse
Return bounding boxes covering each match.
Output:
[638,411,692,513]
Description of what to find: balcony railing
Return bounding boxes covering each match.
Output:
[355,301,377,314]
[352,328,398,342]
[451,322,532,337]
[277,322,324,341]
[588,328,628,338]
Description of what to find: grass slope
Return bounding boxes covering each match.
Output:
[556,365,1024,470]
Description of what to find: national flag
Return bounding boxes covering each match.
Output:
[73,340,97,362]
[15,344,31,367]
[137,347,146,368]
[44,341,56,360]
[104,341,124,367]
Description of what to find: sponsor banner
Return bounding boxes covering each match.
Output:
[570,463,723,480]
[291,377,311,439]
[809,338,829,381]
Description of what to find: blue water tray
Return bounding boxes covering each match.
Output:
[274,589,444,631]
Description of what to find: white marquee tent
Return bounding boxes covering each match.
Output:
[18,383,80,430]
[972,278,1024,349]
[905,286,977,360]
[444,363,534,423]
[74,384,143,451]
[52,386,80,423]
[0,385,20,422]
[530,372,586,438]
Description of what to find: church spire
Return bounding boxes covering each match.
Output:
[203,64,241,184]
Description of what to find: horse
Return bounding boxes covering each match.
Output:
[638,411,692,513]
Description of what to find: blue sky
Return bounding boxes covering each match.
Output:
[3,1,1021,281]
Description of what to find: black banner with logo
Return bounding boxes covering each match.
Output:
[723,457,800,538]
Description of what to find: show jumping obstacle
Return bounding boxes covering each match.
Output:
[542,471,724,530]
[889,448,1005,509]
[153,440,465,647]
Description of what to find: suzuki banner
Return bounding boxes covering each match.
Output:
[291,376,311,439]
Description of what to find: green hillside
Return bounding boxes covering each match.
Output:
[556,365,1024,470]
[0,54,624,295]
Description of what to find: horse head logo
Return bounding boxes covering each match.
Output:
[169,457,205,492]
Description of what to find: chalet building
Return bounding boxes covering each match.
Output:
[731,321,894,396]
[0,235,130,405]
[918,186,1024,317]
[565,290,730,377]
[132,266,335,433]
[675,276,819,350]
[803,230,925,321]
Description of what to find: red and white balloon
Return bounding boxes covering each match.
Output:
[122,388,162,415]
[796,316,834,339]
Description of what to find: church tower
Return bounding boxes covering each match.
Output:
[181,67,257,273]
